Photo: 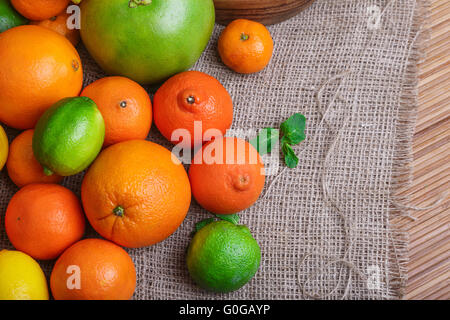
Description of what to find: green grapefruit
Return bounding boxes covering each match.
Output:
[80,0,215,85]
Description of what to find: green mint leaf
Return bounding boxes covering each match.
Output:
[215,214,240,225]
[249,128,279,155]
[194,218,215,233]
[282,142,299,168]
[280,113,306,145]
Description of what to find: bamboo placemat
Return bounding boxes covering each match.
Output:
[402,0,449,300]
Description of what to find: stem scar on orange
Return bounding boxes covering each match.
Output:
[218,19,274,74]
[81,140,191,248]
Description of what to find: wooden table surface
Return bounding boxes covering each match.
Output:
[401,0,449,300]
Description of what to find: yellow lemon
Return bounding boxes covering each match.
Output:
[0,250,49,300]
[0,125,8,170]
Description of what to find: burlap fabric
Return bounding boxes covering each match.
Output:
[0,0,428,299]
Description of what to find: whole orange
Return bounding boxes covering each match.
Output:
[11,0,70,21]
[153,71,233,148]
[0,25,83,129]
[81,77,152,147]
[81,140,191,248]
[5,183,85,260]
[6,130,62,188]
[218,19,274,74]
[50,239,136,300]
[189,137,265,214]
[31,12,80,46]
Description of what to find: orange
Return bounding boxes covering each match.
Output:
[189,137,265,214]
[50,239,136,300]
[30,12,80,46]
[6,130,63,188]
[81,140,191,248]
[81,77,152,147]
[218,19,274,74]
[0,25,83,129]
[153,71,233,148]
[11,0,70,21]
[5,183,85,260]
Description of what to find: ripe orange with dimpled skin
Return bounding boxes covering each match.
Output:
[81,140,191,248]
[218,19,274,74]
[50,239,136,300]
[0,25,83,130]
[153,71,233,148]
[189,137,265,214]
[5,183,85,260]
[81,76,152,147]
[11,0,70,21]
[6,130,63,188]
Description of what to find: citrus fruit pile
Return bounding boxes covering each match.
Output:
[0,0,276,300]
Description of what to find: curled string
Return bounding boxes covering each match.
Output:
[392,192,448,221]
[262,70,352,200]
[297,252,367,300]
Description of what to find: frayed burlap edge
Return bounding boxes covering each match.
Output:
[388,0,431,299]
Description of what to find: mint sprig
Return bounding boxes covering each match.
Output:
[280,113,306,145]
[282,142,299,168]
[250,113,306,169]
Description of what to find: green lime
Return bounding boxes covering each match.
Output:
[33,97,105,177]
[0,0,28,33]
[187,220,261,293]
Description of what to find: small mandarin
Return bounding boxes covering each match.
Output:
[189,137,265,214]
[153,71,233,148]
[81,76,152,147]
[7,130,62,187]
[218,19,274,74]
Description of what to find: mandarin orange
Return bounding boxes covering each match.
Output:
[6,130,62,187]
[50,239,136,300]
[153,71,233,148]
[81,77,152,147]
[218,19,274,74]
[189,137,265,214]
[5,183,85,260]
